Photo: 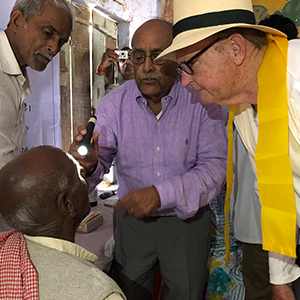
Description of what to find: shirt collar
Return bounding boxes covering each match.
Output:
[24,235,98,263]
[0,31,23,76]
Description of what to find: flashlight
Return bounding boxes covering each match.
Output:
[77,116,97,156]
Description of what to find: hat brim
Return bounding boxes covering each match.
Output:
[157,24,287,61]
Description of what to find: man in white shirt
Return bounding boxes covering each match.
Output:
[0,145,126,300]
[158,0,300,298]
[0,0,73,169]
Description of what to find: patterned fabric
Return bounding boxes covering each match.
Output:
[205,187,245,300]
[0,230,39,300]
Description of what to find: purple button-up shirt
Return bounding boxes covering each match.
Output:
[87,78,227,219]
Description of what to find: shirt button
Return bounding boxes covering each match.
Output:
[156,147,160,151]
[157,121,160,125]
[157,172,161,177]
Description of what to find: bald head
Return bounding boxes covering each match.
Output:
[132,18,173,48]
[0,146,90,241]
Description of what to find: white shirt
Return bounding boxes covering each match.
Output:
[234,39,300,284]
[0,31,30,169]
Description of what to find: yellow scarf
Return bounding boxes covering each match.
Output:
[225,34,296,264]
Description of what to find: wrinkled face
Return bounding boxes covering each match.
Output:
[175,37,235,106]
[132,21,178,102]
[14,1,72,71]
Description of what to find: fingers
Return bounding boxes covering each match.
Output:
[90,131,99,153]
[114,194,136,216]
[115,191,151,219]
[100,49,119,68]
[114,188,161,218]
[114,201,143,218]
[109,50,119,60]
[68,125,99,173]
[74,125,87,142]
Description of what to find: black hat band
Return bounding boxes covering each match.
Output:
[173,9,256,38]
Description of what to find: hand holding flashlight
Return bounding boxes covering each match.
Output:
[77,116,97,156]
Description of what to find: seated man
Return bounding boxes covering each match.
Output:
[0,145,126,300]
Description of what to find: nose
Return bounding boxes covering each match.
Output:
[180,71,194,87]
[47,37,60,56]
[142,56,154,73]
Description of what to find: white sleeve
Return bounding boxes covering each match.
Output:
[269,251,300,284]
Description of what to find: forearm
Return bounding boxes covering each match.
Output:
[86,154,115,193]
[269,250,300,300]
[155,156,226,219]
[272,284,295,300]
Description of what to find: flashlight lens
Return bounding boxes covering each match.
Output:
[78,145,88,156]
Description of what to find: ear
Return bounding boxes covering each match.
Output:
[9,9,25,33]
[57,192,78,219]
[227,33,246,66]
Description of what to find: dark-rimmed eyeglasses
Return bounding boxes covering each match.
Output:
[129,51,166,65]
[176,38,222,76]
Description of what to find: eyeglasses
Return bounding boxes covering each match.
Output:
[129,51,166,65]
[176,38,222,76]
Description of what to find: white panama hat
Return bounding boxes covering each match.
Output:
[158,0,286,61]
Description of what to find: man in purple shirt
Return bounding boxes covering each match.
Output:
[69,19,227,300]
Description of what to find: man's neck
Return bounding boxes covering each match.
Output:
[229,44,267,106]
[5,28,26,71]
[147,99,162,116]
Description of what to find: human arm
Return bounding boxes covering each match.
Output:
[272,284,295,300]
[68,123,116,193]
[94,49,121,107]
[154,104,227,219]
[115,103,227,219]
[97,48,120,74]
[114,186,161,218]
[269,249,300,300]
[68,125,99,175]
[157,104,227,221]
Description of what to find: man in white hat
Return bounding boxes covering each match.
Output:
[157,0,300,299]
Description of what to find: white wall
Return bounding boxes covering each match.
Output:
[74,0,160,47]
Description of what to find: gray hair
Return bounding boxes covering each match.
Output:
[12,0,74,23]
[0,169,69,236]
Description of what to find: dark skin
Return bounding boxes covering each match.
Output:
[68,19,178,218]
[98,48,134,81]
[132,20,178,115]
[0,146,90,242]
[5,0,72,73]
